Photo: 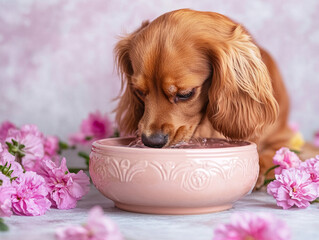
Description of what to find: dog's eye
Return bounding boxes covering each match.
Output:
[135,89,145,99]
[175,88,195,102]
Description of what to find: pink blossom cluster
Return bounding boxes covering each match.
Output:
[0,121,90,217]
[213,212,291,240]
[69,111,113,145]
[267,147,319,209]
[56,206,123,240]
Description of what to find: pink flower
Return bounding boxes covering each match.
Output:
[11,171,51,216]
[273,147,301,174]
[37,158,90,209]
[0,157,24,179]
[56,206,123,240]
[0,143,15,162]
[0,187,16,217]
[69,111,113,145]
[0,173,16,217]
[267,168,319,209]
[84,206,123,240]
[299,156,319,183]
[20,124,44,139]
[213,212,290,240]
[0,143,24,178]
[0,121,16,143]
[44,136,59,158]
[0,172,11,187]
[56,225,89,240]
[289,122,299,133]
[5,125,44,171]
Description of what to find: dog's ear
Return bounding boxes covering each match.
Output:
[114,21,149,135]
[206,24,279,140]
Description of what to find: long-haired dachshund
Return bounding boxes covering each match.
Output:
[114,9,295,179]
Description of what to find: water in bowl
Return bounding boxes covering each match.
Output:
[128,137,249,149]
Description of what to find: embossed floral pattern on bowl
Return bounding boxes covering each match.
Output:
[89,137,259,215]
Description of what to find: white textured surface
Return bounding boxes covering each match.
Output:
[2,185,319,240]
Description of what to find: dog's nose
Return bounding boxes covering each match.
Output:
[141,133,168,148]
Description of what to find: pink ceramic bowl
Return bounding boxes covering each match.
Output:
[89,137,259,215]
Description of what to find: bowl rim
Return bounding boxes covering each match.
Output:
[92,137,257,154]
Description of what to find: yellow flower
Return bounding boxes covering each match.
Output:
[289,132,305,152]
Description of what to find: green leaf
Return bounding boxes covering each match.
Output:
[264,165,280,177]
[263,178,275,186]
[58,140,75,154]
[11,139,18,146]
[68,168,88,174]
[0,218,9,232]
[5,142,15,156]
[78,151,90,167]
[5,140,25,158]
[112,129,120,138]
[10,177,17,182]
[0,162,20,182]
[85,136,93,141]
[290,149,300,154]
[0,162,12,178]
[5,141,12,148]
[58,141,69,150]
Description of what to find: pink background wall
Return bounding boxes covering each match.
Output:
[1,0,318,141]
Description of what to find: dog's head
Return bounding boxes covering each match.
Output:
[114,9,278,148]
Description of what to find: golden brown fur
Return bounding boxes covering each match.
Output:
[114,9,295,177]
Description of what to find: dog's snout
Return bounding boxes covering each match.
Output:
[141,133,168,148]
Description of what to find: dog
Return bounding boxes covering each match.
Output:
[114,9,295,180]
